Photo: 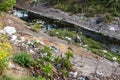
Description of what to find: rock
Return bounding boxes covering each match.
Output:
[4,26,16,35]
[96,71,103,76]
[96,18,103,24]
[113,62,119,67]
[102,50,107,53]
[65,37,72,41]
[68,72,73,77]
[15,39,21,43]
[77,77,85,80]
[112,57,117,61]
[20,37,25,42]
[8,62,15,69]
[73,72,78,78]
[36,40,40,43]
[27,41,32,45]
[51,46,58,53]
[10,35,17,41]
[68,71,78,78]
[39,41,45,45]
[29,49,34,54]
[75,35,82,43]
[83,45,88,47]
[109,26,115,31]
[56,64,61,69]
[56,32,59,34]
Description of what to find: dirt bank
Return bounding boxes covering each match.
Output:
[1,13,120,78]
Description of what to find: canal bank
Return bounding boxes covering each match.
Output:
[13,7,120,54]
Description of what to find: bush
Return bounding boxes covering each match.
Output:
[0,0,15,12]
[13,52,34,67]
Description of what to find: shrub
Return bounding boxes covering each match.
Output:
[13,52,34,67]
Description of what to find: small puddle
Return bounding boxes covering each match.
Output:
[13,8,120,54]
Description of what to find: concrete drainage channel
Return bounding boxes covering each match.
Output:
[13,7,120,54]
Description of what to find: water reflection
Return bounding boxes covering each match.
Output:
[13,9,28,18]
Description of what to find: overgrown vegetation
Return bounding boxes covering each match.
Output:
[13,44,73,79]
[49,29,77,40]
[0,33,12,74]
[0,0,16,12]
[31,0,120,18]
[13,51,34,67]
[48,30,120,63]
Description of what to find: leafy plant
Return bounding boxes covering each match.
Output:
[31,40,40,48]
[65,51,73,59]
[13,52,34,67]
[41,46,53,62]
[62,58,73,71]
[44,46,53,53]
[61,70,68,77]
[41,63,53,78]
[54,56,61,64]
